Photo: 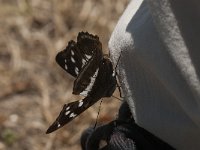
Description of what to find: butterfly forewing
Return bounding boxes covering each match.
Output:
[56,32,103,96]
[46,97,95,134]
[77,32,101,57]
[72,32,103,95]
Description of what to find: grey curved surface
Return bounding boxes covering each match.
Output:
[109,0,200,149]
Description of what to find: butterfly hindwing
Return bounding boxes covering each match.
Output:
[72,32,103,95]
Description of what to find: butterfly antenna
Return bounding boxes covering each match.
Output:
[116,83,123,98]
[93,100,103,129]
[114,51,122,71]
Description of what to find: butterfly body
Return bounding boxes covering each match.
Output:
[46,32,117,134]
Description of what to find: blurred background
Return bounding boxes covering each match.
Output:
[0,0,129,149]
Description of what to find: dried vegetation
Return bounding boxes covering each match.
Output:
[0,0,128,149]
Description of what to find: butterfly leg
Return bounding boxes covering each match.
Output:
[93,100,103,129]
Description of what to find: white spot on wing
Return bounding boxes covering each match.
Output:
[85,54,92,60]
[78,100,83,107]
[65,111,70,115]
[112,71,115,77]
[66,106,70,111]
[93,73,97,77]
[75,67,79,75]
[80,91,88,97]
[80,68,99,96]
[69,113,77,118]
[57,123,61,127]
[82,59,87,67]
[71,57,75,63]
[65,59,67,63]
[71,50,74,56]
[65,64,68,70]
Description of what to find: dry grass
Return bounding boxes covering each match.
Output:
[0,0,128,149]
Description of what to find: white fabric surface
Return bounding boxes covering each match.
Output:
[109,0,200,149]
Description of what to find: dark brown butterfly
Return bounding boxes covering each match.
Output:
[46,32,117,134]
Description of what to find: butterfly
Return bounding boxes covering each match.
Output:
[46,32,117,134]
